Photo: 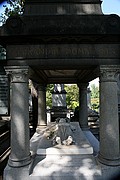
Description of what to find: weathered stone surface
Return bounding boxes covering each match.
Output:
[24,0,103,16]
[2,15,119,37]
[98,65,120,166]
[7,44,120,60]
[5,66,31,167]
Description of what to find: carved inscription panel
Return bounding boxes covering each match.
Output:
[7,44,120,59]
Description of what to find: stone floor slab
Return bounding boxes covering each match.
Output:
[29,122,120,180]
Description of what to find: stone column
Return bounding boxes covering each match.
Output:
[78,83,89,130]
[117,74,120,122]
[87,87,91,109]
[5,66,31,167]
[37,84,47,126]
[98,65,120,166]
[31,81,38,132]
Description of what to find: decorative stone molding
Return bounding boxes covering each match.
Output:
[100,65,120,82]
[5,66,29,83]
[8,154,31,167]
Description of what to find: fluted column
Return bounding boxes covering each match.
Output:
[98,65,120,166]
[38,84,47,126]
[78,83,89,130]
[5,66,31,167]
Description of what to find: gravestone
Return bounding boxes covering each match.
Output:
[51,84,67,121]
[52,84,67,108]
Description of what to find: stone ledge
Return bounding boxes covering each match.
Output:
[37,145,93,155]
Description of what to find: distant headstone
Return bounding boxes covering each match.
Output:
[52,84,67,108]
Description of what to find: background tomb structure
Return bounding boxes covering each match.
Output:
[0,0,120,179]
[51,84,68,121]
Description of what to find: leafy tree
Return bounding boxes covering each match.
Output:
[1,0,25,24]
[90,84,99,98]
[46,84,54,108]
[90,84,99,111]
[46,84,79,110]
[65,84,79,109]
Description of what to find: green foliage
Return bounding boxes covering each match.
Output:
[90,84,99,111]
[1,0,25,24]
[46,84,79,110]
[90,84,99,98]
[65,84,79,109]
[91,98,99,111]
[46,84,54,108]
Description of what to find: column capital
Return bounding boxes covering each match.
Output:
[77,82,89,89]
[100,65,120,82]
[38,84,47,91]
[5,66,29,83]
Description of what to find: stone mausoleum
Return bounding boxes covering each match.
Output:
[0,0,120,179]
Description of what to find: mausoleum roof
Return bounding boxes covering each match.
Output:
[0,0,120,84]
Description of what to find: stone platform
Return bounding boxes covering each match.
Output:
[29,122,120,180]
[30,123,100,179]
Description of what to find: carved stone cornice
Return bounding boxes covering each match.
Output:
[100,65,120,82]
[5,66,29,83]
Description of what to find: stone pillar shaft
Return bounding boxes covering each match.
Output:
[5,66,31,167]
[78,83,89,130]
[117,74,120,123]
[38,84,47,126]
[98,65,120,166]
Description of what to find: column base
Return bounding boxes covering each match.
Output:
[4,164,30,180]
[37,122,47,127]
[97,153,120,166]
[8,154,31,167]
[79,124,90,131]
[37,125,47,129]
[81,127,90,131]
[36,125,47,133]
